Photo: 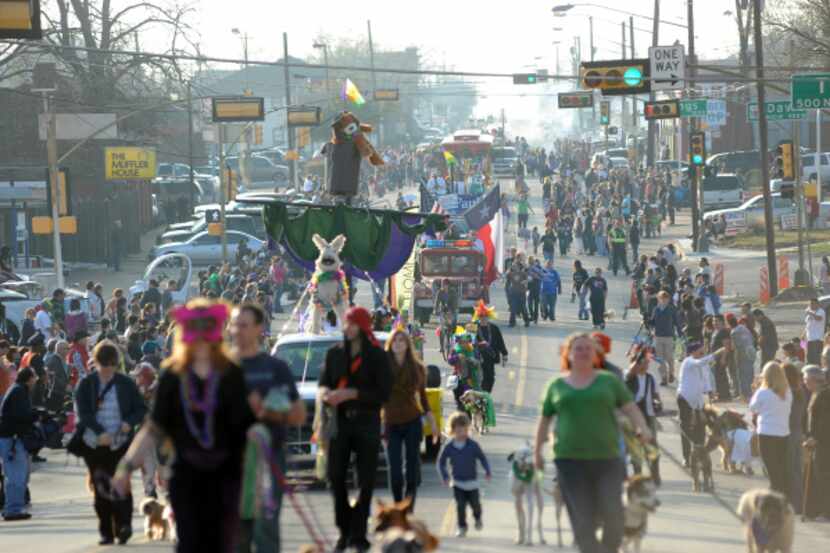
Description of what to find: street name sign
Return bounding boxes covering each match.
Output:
[791,74,830,109]
[649,44,685,92]
[105,147,156,180]
[747,100,806,122]
[679,99,707,118]
[557,91,594,109]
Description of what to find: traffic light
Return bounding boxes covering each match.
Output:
[580,58,651,96]
[0,0,42,39]
[644,100,680,121]
[600,100,610,126]
[689,131,706,166]
[775,140,795,181]
[513,73,538,85]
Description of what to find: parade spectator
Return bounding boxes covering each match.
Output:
[540,259,562,321]
[45,339,70,412]
[727,313,756,402]
[113,300,254,553]
[438,411,491,537]
[805,298,826,365]
[505,254,529,328]
[18,308,36,346]
[86,281,104,325]
[383,329,438,509]
[821,256,830,295]
[75,342,146,544]
[677,343,721,469]
[584,267,608,330]
[534,333,651,553]
[710,315,733,401]
[753,309,779,366]
[231,303,304,553]
[650,291,681,385]
[626,344,661,484]
[64,298,88,344]
[319,306,391,552]
[805,365,830,520]
[0,367,36,520]
[784,363,806,513]
[750,362,793,503]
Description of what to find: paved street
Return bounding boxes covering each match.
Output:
[7,180,830,552]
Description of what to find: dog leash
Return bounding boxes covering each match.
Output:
[250,431,332,551]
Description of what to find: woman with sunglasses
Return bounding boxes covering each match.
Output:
[112,299,254,553]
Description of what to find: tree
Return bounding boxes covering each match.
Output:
[767,0,830,67]
[0,1,198,103]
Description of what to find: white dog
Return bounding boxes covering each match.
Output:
[306,234,348,334]
[508,444,547,546]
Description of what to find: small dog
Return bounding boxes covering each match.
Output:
[374,498,439,552]
[706,407,757,475]
[507,444,548,546]
[140,497,172,541]
[621,476,661,553]
[737,489,794,553]
[459,390,490,435]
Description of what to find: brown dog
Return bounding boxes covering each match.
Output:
[737,489,794,553]
[374,498,439,552]
[139,497,171,541]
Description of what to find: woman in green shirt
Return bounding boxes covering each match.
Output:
[533,333,652,553]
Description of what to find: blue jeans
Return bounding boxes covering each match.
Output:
[0,437,28,516]
[555,458,625,553]
[542,293,558,320]
[253,447,285,552]
[543,249,554,263]
[272,284,284,313]
[578,292,589,320]
[386,417,423,505]
[738,358,755,399]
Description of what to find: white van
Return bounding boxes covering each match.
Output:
[702,173,744,211]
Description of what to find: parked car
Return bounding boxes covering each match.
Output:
[702,173,744,210]
[149,230,265,264]
[800,152,830,182]
[225,155,290,188]
[704,192,797,228]
[270,332,394,476]
[128,253,193,305]
[156,163,191,179]
[608,157,631,171]
[158,213,262,244]
[707,150,762,175]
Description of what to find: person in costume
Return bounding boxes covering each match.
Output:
[450,329,482,411]
[473,301,507,394]
[112,300,255,553]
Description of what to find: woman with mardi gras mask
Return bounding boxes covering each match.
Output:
[112,299,255,553]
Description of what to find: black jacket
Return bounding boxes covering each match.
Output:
[625,371,660,418]
[75,372,147,435]
[0,383,35,438]
[476,323,508,364]
[320,339,391,414]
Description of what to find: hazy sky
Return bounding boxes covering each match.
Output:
[192,0,741,140]
[194,0,738,70]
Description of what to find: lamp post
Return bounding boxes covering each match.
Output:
[552,2,687,29]
[231,28,250,93]
[313,41,332,107]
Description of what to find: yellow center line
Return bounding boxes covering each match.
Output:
[440,500,455,536]
[514,334,529,408]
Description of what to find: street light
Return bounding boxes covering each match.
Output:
[551,2,688,28]
[313,41,332,107]
[232,28,250,92]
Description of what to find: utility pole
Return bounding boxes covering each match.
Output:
[43,93,65,289]
[590,16,596,126]
[187,80,195,212]
[367,20,381,146]
[753,0,778,296]
[647,0,660,168]
[789,40,808,286]
[283,32,296,188]
[630,15,637,129]
[688,0,701,252]
[219,125,228,263]
[622,21,627,135]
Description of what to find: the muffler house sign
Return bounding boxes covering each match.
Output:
[105,147,156,180]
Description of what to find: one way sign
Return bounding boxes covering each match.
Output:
[649,45,685,92]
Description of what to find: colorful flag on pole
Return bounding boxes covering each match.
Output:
[443,150,457,166]
[341,78,366,106]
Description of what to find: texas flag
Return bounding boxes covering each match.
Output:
[464,185,503,286]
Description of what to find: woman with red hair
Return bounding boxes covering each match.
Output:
[112,299,255,553]
[534,333,652,553]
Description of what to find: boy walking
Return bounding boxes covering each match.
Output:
[437,412,492,537]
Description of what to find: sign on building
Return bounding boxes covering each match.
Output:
[104,147,156,180]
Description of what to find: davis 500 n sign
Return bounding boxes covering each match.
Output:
[791,74,830,109]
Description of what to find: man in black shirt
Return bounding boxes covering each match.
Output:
[231,303,304,553]
[475,307,508,393]
[584,268,608,330]
[319,306,391,553]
